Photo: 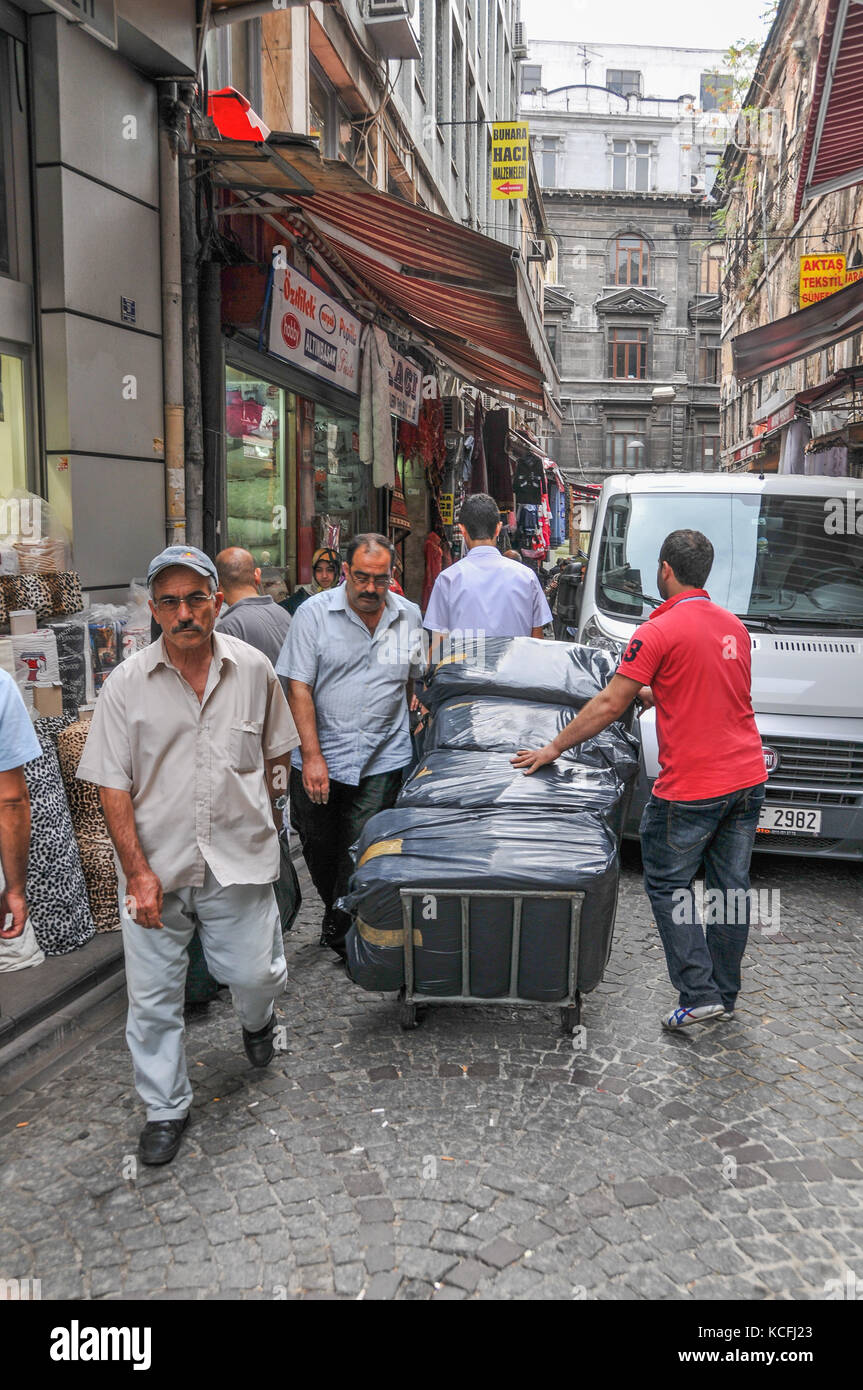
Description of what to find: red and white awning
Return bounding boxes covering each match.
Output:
[795,0,863,218]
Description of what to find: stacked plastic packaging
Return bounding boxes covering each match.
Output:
[343,637,640,1002]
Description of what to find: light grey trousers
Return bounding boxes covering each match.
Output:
[120,866,287,1121]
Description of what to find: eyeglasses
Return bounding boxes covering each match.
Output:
[349,570,392,588]
[154,592,214,613]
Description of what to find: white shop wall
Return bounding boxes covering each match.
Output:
[30,13,165,590]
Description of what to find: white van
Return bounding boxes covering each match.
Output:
[574,472,863,861]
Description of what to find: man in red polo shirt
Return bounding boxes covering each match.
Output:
[512,529,766,1031]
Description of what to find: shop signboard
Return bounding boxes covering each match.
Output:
[439,494,454,524]
[43,0,117,48]
[388,349,422,423]
[799,254,846,308]
[268,266,361,396]
[491,122,529,200]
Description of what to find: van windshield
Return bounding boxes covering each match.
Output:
[596,492,863,624]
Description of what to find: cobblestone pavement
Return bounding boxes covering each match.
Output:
[1,848,862,1301]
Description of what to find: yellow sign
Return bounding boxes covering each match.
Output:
[491,122,529,200]
[799,254,846,308]
[439,493,454,524]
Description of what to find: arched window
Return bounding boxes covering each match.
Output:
[700,243,724,295]
[611,235,650,287]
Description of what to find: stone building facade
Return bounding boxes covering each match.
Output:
[522,42,729,479]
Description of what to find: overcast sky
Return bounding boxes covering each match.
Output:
[524,0,771,52]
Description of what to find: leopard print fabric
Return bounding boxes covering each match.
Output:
[0,574,53,622]
[23,733,95,955]
[57,720,120,933]
[44,572,84,617]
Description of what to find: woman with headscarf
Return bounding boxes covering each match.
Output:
[281,548,339,616]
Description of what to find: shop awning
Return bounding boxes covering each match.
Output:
[731,272,863,381]
[197,134,560,414]
[795,0,863,219]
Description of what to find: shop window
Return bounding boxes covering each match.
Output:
[225,368,292,568]
[611,234,650,286]
[608,327,648,380]
[297,402,371,580]
[605,417,647,469]
[0,354,28,495]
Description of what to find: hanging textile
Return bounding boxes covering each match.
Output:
[469,398,489,495]
[24,733,95,955]
[359,324,396,489]
[57,720,121,933]
[483,410,514,509]
[422,531,445,611]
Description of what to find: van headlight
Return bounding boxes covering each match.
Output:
[581,617,626,661]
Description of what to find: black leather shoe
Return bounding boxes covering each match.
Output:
[138,1114,189,1166]
[242,1011,276,1068]
[319,909,333,947]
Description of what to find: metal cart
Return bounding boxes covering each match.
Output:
[397,887,585,1036]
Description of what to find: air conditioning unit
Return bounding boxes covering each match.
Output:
[365,0,421,60]
[513,21,528,58]
[442,395,465,432]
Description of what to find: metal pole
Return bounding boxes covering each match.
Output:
[199,260,222,559]
[157,82,186,545]
[179,82,204,549]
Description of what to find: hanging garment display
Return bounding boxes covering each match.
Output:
[778,418,810,474]
[359,324,396,489]
[23,733,95,955]
[469,398,489,495]
[483,409,514,509]
[421,531,446,611]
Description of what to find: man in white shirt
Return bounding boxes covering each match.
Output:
[423,493,552,650]
[77,545,300,1167]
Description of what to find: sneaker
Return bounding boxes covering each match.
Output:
[662,1003,725,1031]
[719,1008,735,1021]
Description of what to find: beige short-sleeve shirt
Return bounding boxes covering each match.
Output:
[76,633,300,892]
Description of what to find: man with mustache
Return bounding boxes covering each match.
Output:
[77,545,300,1165]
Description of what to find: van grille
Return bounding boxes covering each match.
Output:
[765,738,863,790]
[764,789,859,807]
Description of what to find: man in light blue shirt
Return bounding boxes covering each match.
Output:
[424,493,552,646]
[275,533,423,959]
[0,670,41,941]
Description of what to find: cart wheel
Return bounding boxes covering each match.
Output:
[560,993,582,1036]
[400,1001,418,1030]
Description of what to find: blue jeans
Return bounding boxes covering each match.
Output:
[639,783,766,1012]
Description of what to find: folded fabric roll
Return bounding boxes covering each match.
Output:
[43,572,84,617]
[75,831,120,932]
[23,734,95,955]
[0,574,52,622]
[11,629,60,693]
[57,720,106,834]
[0,637,14,677]
[48,620,87,713]
[34,712,78,750]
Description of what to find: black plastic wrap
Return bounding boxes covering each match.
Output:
[424,636,618,712]
[400,749,623,816]
[424,694,640,778]
[342,806,619,1000]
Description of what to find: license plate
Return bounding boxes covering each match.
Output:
[757,805,822,836]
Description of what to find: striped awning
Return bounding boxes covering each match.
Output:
[795,0,863,218]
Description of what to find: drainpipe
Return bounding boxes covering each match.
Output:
[158,83,186,545]
[179,82,204,549]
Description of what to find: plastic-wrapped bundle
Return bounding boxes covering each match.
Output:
[400,749,625,821]
[23,735,95,955]
[423,636,618,713]
[424,694,640,778]
[342,806,620,1000]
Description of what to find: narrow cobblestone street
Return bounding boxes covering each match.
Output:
[1,850,861,1301]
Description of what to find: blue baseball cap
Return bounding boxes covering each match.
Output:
[147,545,219,588]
